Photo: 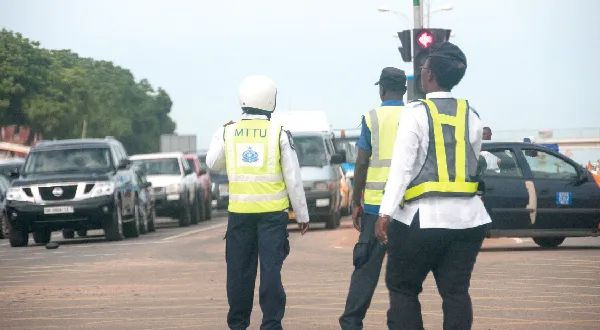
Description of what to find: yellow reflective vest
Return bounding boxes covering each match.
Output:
[224,119,290,213]
[364,105,403,205]
[404,99,479,202]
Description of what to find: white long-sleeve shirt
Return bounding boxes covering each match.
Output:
[206,114,309,223]
[379,92,491,229]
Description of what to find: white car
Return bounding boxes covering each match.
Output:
[130,152,203,227]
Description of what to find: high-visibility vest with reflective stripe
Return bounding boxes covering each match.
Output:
[224,119,290,213]
[404,99,479,202]
[364,106,403,205]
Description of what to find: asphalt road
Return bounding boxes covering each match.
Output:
[1,212,599,329]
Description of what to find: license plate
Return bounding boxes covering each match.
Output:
[44,206,74,214]
[288,211,296,220]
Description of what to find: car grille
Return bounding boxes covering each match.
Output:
[39,185,77,201]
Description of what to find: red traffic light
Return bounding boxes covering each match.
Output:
[416,31,434,49]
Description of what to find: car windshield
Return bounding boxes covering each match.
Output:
[293,136,328,167]
[132,158,181,175]
[24,148,112,174]
[333,138,358,163]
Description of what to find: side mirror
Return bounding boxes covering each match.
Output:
[9,168,20,179]
[117,158,131,170]
[330,152,346,165]
[576,170,588,185]
[142,181,152,188]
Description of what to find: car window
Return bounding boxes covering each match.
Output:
[182,158,192,174]
[522,149,577,180]
[292,136,328,167]
[132,158,181,175]
[480,149,523,178]
[25,148,112,174]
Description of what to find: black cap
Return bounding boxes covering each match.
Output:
[427,42,467,68]
[374,67,407,91]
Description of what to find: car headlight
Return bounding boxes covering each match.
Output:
[6,187,35,203]
[90,181,115,197]
[166,183,181,195]
[313,181,329,192]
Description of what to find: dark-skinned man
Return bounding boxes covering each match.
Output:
[339,67,407,330]
[375,42,491,330]
[206,75,309,330]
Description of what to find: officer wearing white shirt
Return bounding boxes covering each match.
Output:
[375,42,491,330]
[206,75,309,330]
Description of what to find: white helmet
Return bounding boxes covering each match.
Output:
[238,75,277,113]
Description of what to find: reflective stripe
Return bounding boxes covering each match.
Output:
[454,100,467,182]
[404,181,478,201]
[228,173,283,182]
[427,100,449,182]
[365,182,386,190]
[368,109,380,162]
[229,190,288,202]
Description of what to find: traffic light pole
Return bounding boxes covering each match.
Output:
[408,0,424,101]
[413,0,423,29]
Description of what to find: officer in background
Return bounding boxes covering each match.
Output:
[375,42,491,329]
[339,67,406,330]
[206,75,310,330]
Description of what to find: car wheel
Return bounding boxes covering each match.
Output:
[148,207,156,232]
[0,215,9,239]
[9,222,28,247]
[533,237,565,248]
[205,198,212,220]
[138,203,148,234]
[325,208,338,230]
[33,228,52,244]
[177,201,191,227]
[62,229,75,239]
[190,197,200,225]
[123,202,141,238]
[104,202,124,241]
[77,229,88,237]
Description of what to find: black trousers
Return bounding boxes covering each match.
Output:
[226,211,290,330]
[339,213,387,330]
[386,214,486,330]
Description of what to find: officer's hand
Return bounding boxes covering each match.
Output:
[298,222,309,235]
[352,204,363,231]
[375,215,390,244]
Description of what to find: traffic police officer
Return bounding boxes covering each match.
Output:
[375,42,491,329]
[206,75,310,330]
[339,67,406,330]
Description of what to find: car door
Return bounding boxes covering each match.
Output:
[519,146,600,230]
[480,146,532,230]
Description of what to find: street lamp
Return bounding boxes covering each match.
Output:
[377,7,411,28]
[426,3,454,27]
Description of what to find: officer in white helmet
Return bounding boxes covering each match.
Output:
[206,75,309,330]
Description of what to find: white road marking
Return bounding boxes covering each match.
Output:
[161,223,227,241]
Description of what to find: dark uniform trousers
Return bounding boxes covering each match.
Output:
[226,211,290,330]
[386,212,486,330]
[339,213,387,330]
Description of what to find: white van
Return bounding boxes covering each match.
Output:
[272,111,345,229]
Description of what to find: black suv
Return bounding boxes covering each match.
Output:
[5,138,144,247]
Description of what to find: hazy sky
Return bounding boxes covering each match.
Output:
[1,0,599,148]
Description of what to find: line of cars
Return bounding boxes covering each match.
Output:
[0,138,215,247]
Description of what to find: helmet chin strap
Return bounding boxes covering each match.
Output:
[242,107,272,119]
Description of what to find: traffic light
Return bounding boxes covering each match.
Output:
[397,30,411,62]
[411,28,451,100]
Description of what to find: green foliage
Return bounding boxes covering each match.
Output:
[0,29,176,154]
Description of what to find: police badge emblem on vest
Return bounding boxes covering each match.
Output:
[242,147,259,163]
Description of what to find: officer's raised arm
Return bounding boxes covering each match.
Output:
[206,126,226,171]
